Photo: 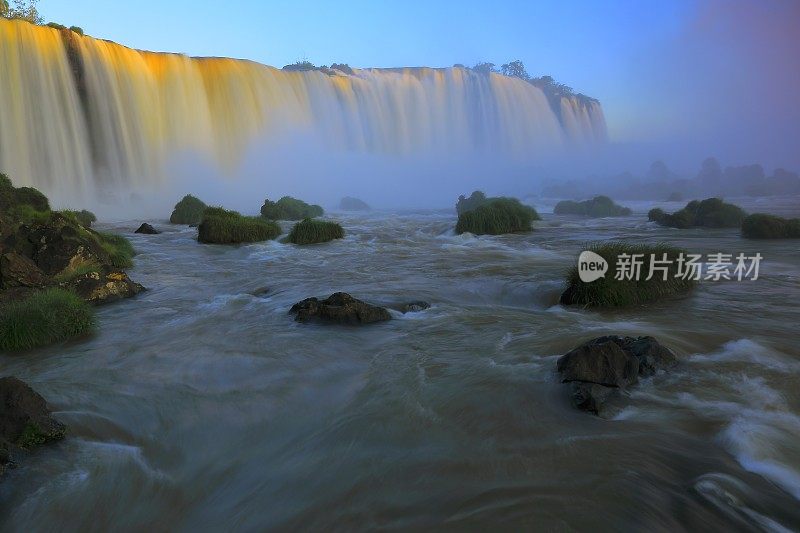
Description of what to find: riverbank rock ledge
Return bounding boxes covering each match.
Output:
[1,376,66,476]
[556,336,677,414]
[290,292,391,325]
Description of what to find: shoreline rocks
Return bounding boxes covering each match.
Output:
[556,336,677,414]
[290,293,391,325]
[1,376,66,476]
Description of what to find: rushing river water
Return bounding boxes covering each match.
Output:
[1,197,799,531]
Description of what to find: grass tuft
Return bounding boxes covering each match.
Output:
[741,213,800,239]
[455,198,540,235]
[554,195,632,217]
[649,198,746,229]
[261,196,324,220]
[561,242,695,308]
[198,207,282,244]
[286,219,345,244]
[95,232,135,268]
[0,289,94,352]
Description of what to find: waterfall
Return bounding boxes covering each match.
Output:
[0,18,608,205]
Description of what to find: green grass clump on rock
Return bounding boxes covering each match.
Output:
[741,214,800,239]
[198,207,281,244]
[561,242,695,308]
[0,289,94,352]
[170,195,208,225]
[95,232,135,268]
[455,198,540,235]
[261,196,324,220]
[649,198,746,229]
[60,209,96,228]
[286,219,345,244]
[554,195,632,217]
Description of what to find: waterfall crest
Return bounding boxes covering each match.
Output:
[0,19,608,203]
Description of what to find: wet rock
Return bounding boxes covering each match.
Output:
[399,301,431,313]
[0,252,47,289]
[557,335,676,415]
[557,339,639,388]
[0,376,66,476]
[68,270,145,305]
[290,292,391,325]
[134,223,159,235]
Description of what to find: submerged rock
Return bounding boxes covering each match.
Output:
[399,301,431,313]
[0,376,66,476]
[556,336,676,415]
[134,223,159,235]
[290,292,391,325]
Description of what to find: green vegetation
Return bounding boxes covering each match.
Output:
[170,194,208,225]
[52,261,101,284]
[95,232,135,268]
[0,288,94,352]
[60,209,96,228]
[0,174,50,213]
[286,219,344,245]
[455,198,540,235]
[1,0,42,23]
[68,25,82,35]
[554,196,632,217]
[741,214,800,239]
[260,196,323,220]
[561,242,695,308]
[649,198,747,229]
[456,190,488,215]
[198,207,281,244]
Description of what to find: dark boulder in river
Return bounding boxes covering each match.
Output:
[290,292,391,325]
[134,223,159,234]
[1,376,66,476]
[556,336,677,414]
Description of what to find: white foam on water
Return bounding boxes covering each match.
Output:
[689,339,799,373]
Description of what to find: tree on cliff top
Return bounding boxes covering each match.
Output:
[501,60,530,80]
[3,0,43,24]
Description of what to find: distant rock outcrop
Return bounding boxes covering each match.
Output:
[134,223,159,234]
[339,197,370,211]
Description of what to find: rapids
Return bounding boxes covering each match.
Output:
[1,197,798,530]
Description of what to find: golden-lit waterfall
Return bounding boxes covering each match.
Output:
[0,18,607,203]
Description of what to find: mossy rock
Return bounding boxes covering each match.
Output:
[741,214,800,239]
[198,207,281,244]
[649,198,746,229]
[260,196,324,220]
[170,195,208,225]
[554,196,631,217]
[286,219,344,244]
[561,242,695,308]
[455,198,540,235]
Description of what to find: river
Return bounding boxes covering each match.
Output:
[1,197,799,531]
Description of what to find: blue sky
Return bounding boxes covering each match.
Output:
[43,0,800,167]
